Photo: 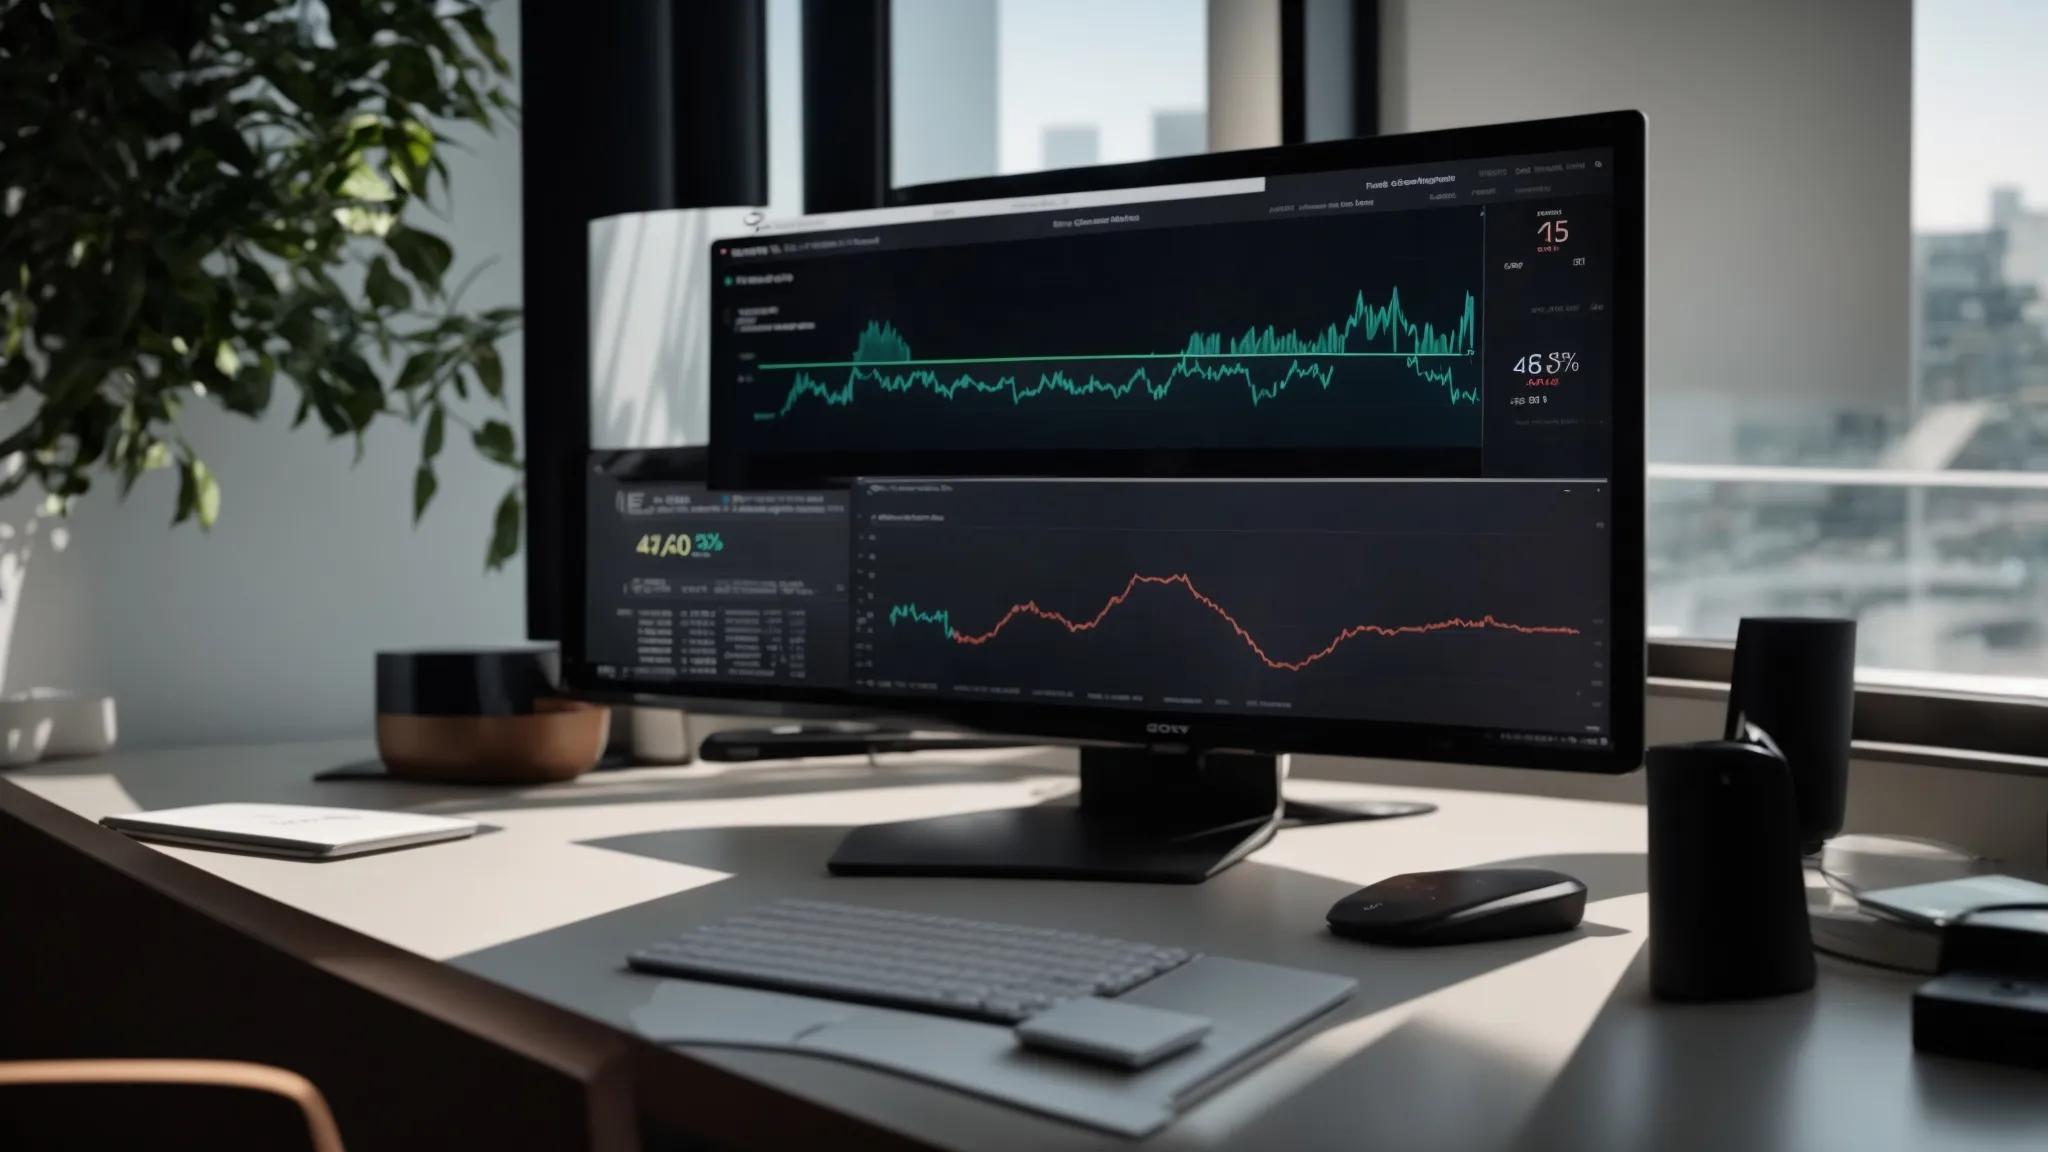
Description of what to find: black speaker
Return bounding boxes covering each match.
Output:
[1647,740,1816,1001]
[1725,616,1856,854]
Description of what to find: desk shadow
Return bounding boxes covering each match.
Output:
[1911,1047,2048,1140]
[1503,945,2045,1152]
[1507,946,1825,1152]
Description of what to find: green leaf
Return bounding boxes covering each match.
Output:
[395,349,440,392]
[487,487,522,570]
[384,44,443,109]
[457,8,513,73]
[332,206,397,237]
[232,255,279,301]
[334,353,385,406]
[195,120,258,173]
[336,161,396,203]
[422,404,445,460]
[472,418,516,465]
[175,458,221,529]
[194,461,221,529]
[472,343,503,399]
[413,464,438,523]
[394,120,435,170]
[340,386,383,433]
[388,228,454,295]
[365,256,412,311]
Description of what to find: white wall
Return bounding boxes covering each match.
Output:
[2,2,526,748]
[1381,0,1912,461]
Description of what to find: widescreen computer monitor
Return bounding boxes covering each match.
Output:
[571,112,1644,881]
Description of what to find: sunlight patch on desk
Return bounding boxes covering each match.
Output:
[155,830,730,960]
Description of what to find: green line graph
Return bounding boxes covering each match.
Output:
[752,287,1479,421]
[887,603,954,638]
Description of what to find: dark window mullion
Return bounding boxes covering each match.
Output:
[802,0,891,212]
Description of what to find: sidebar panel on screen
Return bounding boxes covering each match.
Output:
[585,472,851,689]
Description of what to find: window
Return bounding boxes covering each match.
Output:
[1648,0,2048,698]
[890,0,1209,188]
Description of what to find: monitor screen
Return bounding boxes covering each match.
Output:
[583,463,850,693]
[851,477,1613,753]
[711,138,1615,487]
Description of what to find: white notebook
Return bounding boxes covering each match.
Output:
[103,803,478,859]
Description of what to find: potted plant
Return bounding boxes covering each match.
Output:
[0,0,524,567]
[0,0,526,760]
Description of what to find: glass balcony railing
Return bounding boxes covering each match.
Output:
[1648,462,2048,699]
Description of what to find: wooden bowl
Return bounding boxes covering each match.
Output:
[375,647,606,784]
[377,698,610,784]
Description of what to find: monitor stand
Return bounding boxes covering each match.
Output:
[830,745,1399,884]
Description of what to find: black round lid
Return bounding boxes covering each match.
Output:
[375,645,561,716]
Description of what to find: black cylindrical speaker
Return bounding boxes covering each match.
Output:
[1724,616,1856,854]
[1647,740,1816,1001]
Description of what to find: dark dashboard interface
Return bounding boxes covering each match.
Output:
[585,471,849,689]
[713,148,1613,481]
[851,478,1613,748]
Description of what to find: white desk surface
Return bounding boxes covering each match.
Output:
[10,739,2044,1152]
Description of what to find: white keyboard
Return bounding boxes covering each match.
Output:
[628,898,1196,1023]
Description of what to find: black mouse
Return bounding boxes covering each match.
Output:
[1326,868,1587,946]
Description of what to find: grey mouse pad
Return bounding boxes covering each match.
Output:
[629,955,1355,1138]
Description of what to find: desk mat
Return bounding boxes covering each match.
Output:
[630,955,1354,1138]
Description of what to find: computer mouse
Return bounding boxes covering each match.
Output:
[1326,868,1587,946]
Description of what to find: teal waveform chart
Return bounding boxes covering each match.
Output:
[750,287,1480,424]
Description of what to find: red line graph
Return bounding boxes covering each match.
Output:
[946,572,1580,673]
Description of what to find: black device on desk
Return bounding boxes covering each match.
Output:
[1327,868,1588,945]
[1914,903,2048,1070]
[565,111,1647,883]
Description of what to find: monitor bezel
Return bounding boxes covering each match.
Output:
[615,111,1645,772]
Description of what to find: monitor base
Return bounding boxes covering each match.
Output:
[829,746,1288,884]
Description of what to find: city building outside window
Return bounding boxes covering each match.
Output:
[1649,0,2048,699]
